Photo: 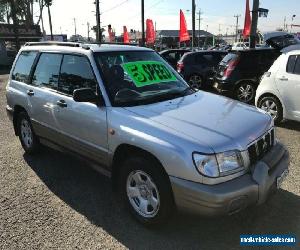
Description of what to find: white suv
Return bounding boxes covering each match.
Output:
[256,50,300,123]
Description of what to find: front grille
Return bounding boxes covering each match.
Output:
[248,128,275,165]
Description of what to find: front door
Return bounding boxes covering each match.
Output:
[52,54,109,166]
[275,54,300,121]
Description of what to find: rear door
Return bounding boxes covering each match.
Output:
[275,54,300,121]
[52,54,109,166]
[9,51,38,118]
[29,53,63,134]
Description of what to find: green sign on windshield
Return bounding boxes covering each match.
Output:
[122,61,177,87]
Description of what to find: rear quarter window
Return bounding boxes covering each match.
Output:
[12,51,38,83]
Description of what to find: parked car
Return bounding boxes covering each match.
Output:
[159,49,191,68]
[231,42,249,50]
[214,32,300,104]
[256,49,300,123]
[0,42,17,67]
[214,48,280,103]
[6,42,289,226]
[177,51,227,89]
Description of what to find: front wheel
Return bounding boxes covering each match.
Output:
[258,96,283,124]
[120,156,174,226]
[235,82,256,103]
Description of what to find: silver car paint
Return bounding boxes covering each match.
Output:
[7,44,273,185]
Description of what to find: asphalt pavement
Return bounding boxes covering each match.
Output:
[0,74,299,250]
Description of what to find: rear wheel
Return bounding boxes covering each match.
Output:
[120,156,174,226]
[258,96,283,124]
[188,74,203,89]
[235,82,256,103]
[17,112,40,154]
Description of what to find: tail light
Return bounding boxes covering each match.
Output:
[177,62,184,73]
[223,58,239,78]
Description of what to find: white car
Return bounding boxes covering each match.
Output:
[255,49,300,123]
[231,42,249,50]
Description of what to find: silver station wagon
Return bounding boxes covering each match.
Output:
[6,42,289,226]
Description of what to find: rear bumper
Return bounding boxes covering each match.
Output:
[213,79,235,94]
[170,142,289,216]
[6,105,13,121]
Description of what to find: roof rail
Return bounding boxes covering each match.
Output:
[89,42,139,46]
[24,41,82,47]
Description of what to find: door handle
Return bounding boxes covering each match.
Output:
[57,100,67,108]
[279,76,288,81]
[27,90,34,96]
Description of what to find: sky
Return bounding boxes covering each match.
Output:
[34,0,300,39]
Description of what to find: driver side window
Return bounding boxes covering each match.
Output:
[58,55,98,95]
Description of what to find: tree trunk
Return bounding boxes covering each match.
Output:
[10,0,20,50]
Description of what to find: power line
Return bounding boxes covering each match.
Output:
[102,0,130,14]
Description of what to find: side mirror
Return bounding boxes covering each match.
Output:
[73,88,104,106]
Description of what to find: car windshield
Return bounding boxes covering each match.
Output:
[94,51,194,106]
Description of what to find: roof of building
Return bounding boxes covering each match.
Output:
[157,30,214,38]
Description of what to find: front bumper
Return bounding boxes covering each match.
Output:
[170,142,289,216]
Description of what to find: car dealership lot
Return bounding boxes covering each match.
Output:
[0,74,299,249]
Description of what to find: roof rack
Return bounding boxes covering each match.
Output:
[24,42,82,47]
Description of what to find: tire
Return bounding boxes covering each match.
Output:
[119,156,174,226]
[188,74,203,89]
[235,82,256,104]
[258,96,283,124]
[17,112,40,154]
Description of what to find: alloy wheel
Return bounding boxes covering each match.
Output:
[237,83,255,103]
[126,170,160,218]
[20,119,33,148]
[189,75,202,89]
[260,99,278,119]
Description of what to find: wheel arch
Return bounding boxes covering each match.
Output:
[111,143,172,192]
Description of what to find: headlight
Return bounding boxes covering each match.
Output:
[192,153,219,177]
[193,151,244,178]
[216,151,244,176]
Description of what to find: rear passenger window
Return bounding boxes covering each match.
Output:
[32,53,62,90]
[293,56,300,75]
[286,55,297,73]
[12,51,38,83]
[58,55,97,95]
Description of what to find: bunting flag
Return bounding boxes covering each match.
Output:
[146,19,156,44]
[123,26,129,43]
[243,0,252,38]
[179,9,190,42]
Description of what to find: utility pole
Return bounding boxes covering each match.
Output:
[283,16,287,31]
[95,0,101,42]
[73,18,77,36]
[197,10,202,48]
[250,0,259,48]
[234,14,241,42]
[192,0,196,50]
[141,0,145,46]
[47,5,53,41]
[87,22,90,41]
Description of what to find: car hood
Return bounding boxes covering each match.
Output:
[124,91,272,152]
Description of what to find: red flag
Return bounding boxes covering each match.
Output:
[123,26,129,43]
[146,19,156,44]
[243,0,252,38]
[179,9,190,42]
